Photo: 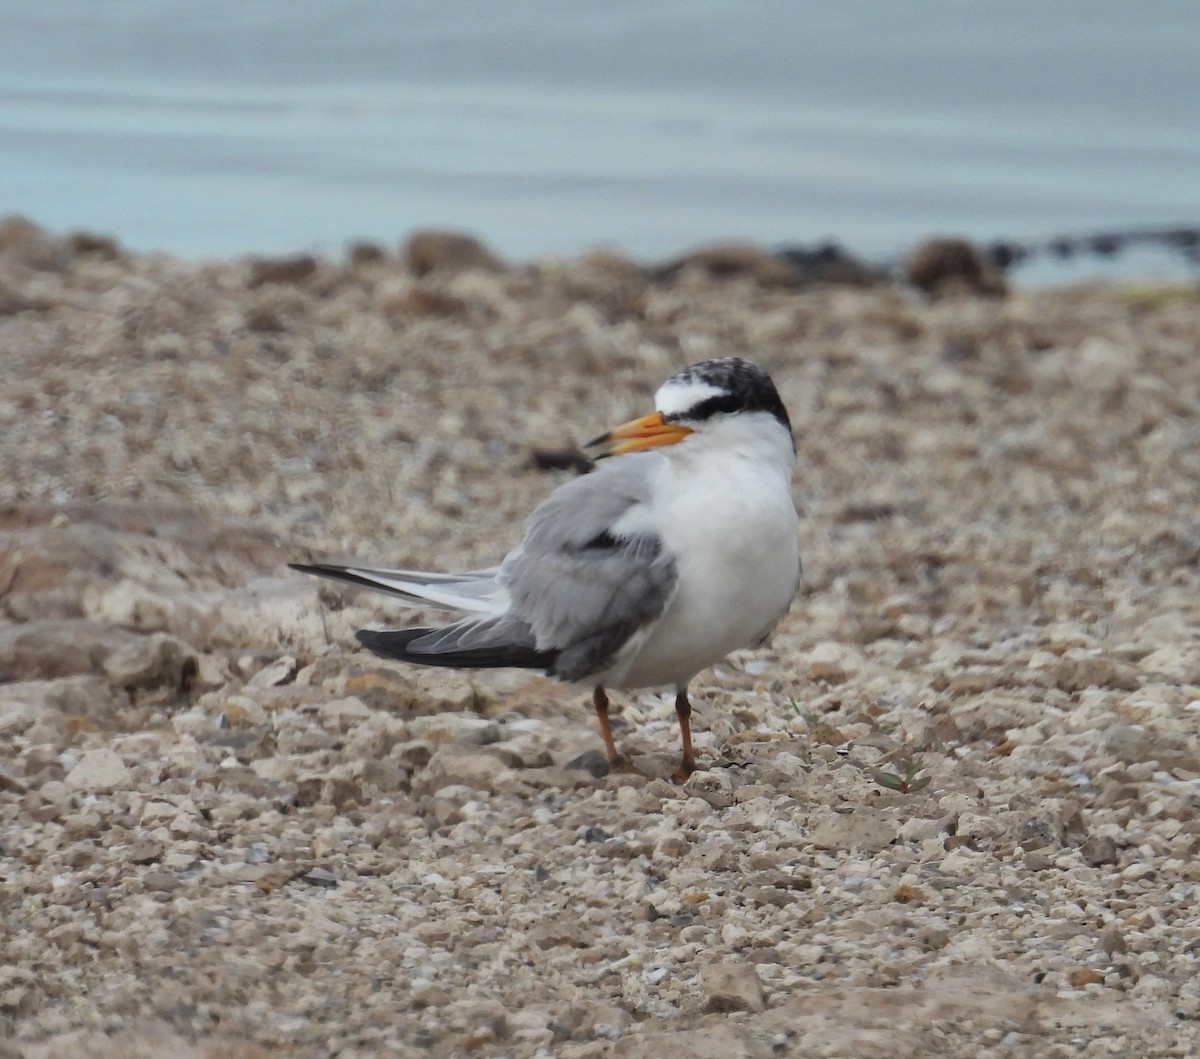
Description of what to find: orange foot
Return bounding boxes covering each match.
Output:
[670,760,696,783]
[608,755,645,777]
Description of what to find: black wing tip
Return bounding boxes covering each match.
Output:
[356,628,556,672]
[289,561,344,576]
[289,562,386,595]
[355,627,424,654]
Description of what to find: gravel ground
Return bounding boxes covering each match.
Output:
[2,219,1199,1058]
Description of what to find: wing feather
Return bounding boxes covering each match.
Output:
[295,454,677,681]
[501,456,678,681]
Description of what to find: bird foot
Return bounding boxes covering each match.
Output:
[608,755,646,777]
[670,761,696,783]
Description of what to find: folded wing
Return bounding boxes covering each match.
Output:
[293,455,678,681]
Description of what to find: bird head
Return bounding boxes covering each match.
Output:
[587,357,793,458]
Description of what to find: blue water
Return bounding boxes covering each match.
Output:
[1,1,1197,281]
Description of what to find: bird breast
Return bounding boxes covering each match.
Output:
[607,447,800,689]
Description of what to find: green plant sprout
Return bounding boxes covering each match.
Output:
[872,751,932,794]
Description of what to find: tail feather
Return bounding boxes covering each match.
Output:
[356,628,555,671]
[289,561,503,613]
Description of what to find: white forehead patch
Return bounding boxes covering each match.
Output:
[654,377,725,417]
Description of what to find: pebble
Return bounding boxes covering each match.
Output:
[301,868,338,889]
[64,748,131,792]
[700,961,766,1013]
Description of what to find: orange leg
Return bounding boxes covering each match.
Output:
[593,686,637,774]
[671,686,695,782]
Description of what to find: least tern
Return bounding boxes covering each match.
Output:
[292,357,800,780]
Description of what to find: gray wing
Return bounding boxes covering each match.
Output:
[499,454,679,682]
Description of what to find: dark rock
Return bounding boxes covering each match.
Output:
[67,230,122,260]
[301,867,338,888]
[242,303,287,332]
[566,749,610,778]
[1080,834,1120,867]
[777,241,887,286]
[346,241,388,267]
[0,214,64,270]
[905,237,1007,298]
[986,241,1028,270]
[102,633,196,691]
[404,229,504,277]
[247,254,319,287]
[651,241,801,287]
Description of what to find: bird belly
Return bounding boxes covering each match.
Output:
[605,463,799,689]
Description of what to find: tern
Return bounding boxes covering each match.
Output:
[292,357,800,780]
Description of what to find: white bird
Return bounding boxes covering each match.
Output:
[292,357,801,780]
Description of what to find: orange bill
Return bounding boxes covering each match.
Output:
[587,411,694,457]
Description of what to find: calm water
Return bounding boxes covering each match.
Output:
[1,1,1197,282]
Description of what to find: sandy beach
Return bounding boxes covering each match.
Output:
[1,219,1199,1057]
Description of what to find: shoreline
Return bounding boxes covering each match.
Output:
[4,213,1200,294]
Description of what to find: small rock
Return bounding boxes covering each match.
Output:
[809,808,895,853]
[413,714,500,746]
[346,240,387,266]
[301,868,338,888]
[802,642,860,684]
[67,230,122,260]
[1100,924,1128,957]
[1023,850,1056,872]
[247,253,318,287]
[1138,645,1197,683]
[776,241,886,286]
[1054,651,1139,692]
[102,633,194,690]
[126,841,163,865]
[247,655,298,688]
[426,797,464,828]
[651,241,802,287]
[317,695,373,732]
[1103,724,1152,762]
[905,236,1007,298]
[1017,812,1065,852]
[412,747,513,795]
[683,770,735,809]
[530,923,589,950]
[655,833,690,858]
[700,961,766,1013]
[142,871,179,893]
[1080,834,1120,867]
[0,691,40,736]
[405,229,504,276]
[64,748,131,792]
[572,1000,632,1039]
[566,749,610,778]
[0,214,64,270]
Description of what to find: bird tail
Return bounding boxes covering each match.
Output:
[356,625,554,671]
[289,561,504,614]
